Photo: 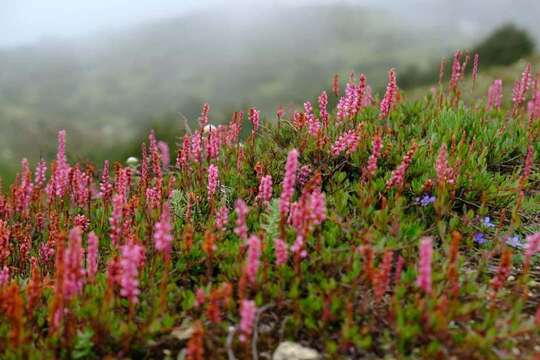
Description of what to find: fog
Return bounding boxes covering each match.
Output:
[2,0,538,48]
[1,0,204,47]
[1,0,368,47]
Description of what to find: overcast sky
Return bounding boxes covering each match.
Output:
[0,0,210,47]
[0,0,401,47]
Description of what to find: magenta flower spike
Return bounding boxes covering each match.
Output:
[154,202,174,260]
[207,164,219,200]
[379,68,397,119]
[487,80,503,110]
[417,237,433,294]
[245,234,261,285]
[239,299,256,343]
[234,199,249,242]
[119,240,145,305]
[256,175,273,205]
[279,149,299,218]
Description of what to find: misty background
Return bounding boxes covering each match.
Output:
[1,0,539,182]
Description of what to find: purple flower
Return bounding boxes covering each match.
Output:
[420,195,436,207]
[506,235,525,249]
[482,217,495,228]
[474,232,487,245]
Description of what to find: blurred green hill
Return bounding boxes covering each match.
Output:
[406,55,540,106]
[0,3,524,182]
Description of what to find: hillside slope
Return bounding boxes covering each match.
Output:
[0,56,538,358]
[0,4,469,180]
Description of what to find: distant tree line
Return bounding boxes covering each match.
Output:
[399,24,535,89]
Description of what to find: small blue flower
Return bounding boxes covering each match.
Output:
[482,216,495,228]
[506,235,525,249]
[474,232,487,245]
[418,194,436,207]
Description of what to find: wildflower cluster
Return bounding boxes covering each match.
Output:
[0,53,538,359]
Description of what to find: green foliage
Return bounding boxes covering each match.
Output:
[474,24,535,67]
[261,198,280,244]
[72,329,95,360]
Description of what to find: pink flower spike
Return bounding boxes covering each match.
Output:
[206,128,220,160]
[318,91,329,127]
[274,238,288,266]
[364,134,383,180]
[528,90,540,120]
[99,160,113,202]
[245,234,261,284]
[379,68,397,119]
[417,237,433,294]
[199,103,210,128]
[239,300,256,343]
[331,129,359,157]
[449,50,462,90]
[63,227,86,300]
[148,131,163,179]
[356,73,367,114]
[234,199,249,242]
[216,205,229,231]
[435,143,454,187]
[290,234,306,257]
[158,141,170,169]
[109,194,124,246]
[178,135,191,168]
[362,85,373,107]
[154,202,174,260]
[279,149,299,218]
[257,175,273,206]
[17,158,33,212]
[51,129,70,198]
[191,133,202,163]
[207,164,219,200]
[0,266,10,286]
[386,143,418,190]
[336,81,360,122]
[145,186,161,210]
[119,240,145,305]
[249,107,260,135]
[487,80,503,110]
[304,101,320,136]
[512,63,531,108]
[34,158,47,188]
[74,214,89,232]
[310,189,326,225]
